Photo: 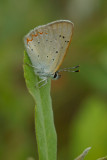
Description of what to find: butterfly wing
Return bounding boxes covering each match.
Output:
[24,20,74,75]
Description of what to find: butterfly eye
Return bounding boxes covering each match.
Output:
[53,72,61,80]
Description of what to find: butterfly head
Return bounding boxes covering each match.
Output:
[51,65,80,80]
[52,72,61,80]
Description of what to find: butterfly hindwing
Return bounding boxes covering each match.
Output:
[24,20,74,75]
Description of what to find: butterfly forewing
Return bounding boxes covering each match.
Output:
[24,20,74,76]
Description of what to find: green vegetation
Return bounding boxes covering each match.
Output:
[0,0,107,159]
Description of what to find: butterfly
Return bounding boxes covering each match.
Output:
[24,20,80,88]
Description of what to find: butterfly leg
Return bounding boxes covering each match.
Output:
[25,62,38,69]
[35,78,48,88]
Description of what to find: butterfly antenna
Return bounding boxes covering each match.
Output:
[57,65,80,73]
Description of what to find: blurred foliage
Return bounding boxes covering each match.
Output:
[0,0,107,160]
[69,96,107,160]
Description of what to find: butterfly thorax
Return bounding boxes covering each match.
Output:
[35,69,60,80]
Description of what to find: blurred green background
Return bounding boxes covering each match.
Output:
[0,0,107,160]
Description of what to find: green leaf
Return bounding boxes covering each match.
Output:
[74,147,91,160]
[23,51,57,160]
[97,156,107,160]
